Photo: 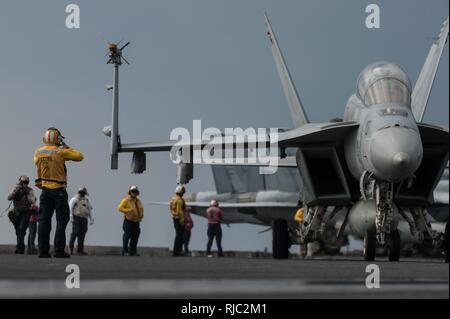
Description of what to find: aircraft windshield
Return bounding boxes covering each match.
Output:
[364,78,411,106]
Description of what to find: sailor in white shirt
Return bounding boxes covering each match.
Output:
[68,187,93,255]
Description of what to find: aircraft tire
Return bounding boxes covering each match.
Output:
[364,230,376,261]
[272,219,289,260]
[387,230,401,262]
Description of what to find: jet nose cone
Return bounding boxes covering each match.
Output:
[393,152,410,168]
[369,127,423,182]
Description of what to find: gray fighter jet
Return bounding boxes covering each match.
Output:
[167,165,347,256]
[149,164,447,258]
[103,15,449,261]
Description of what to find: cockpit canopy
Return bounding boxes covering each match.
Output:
[357,62,412,107]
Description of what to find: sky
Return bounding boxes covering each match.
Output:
[0,0,448,252]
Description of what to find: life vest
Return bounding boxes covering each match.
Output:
[34,146,67,189]
[207,206,223,224]
[170,195,185,219]
[73,197,91,218]
[11,187,34,212]
[118,196,144,222]
[184,212,194,231]
[294,208,305,223]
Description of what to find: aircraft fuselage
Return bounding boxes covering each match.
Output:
[343,63,423,183]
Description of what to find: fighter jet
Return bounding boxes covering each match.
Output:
[103,15,449,261]
[149,164,447,258]
[172,165,348,256]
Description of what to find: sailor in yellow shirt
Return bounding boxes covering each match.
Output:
[118,186,144,256]
[294,208,305,224]
[34,127,83,258]
[294,206,307,257]
[170,185,186,256]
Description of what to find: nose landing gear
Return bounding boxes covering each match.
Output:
[360,174,401,262]
[363,229,401,262]
[364,230,377,261]
[375,182,394,247]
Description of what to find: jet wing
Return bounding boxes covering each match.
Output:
[120,132,273,153]
[146,201,298,208]
[120,141,175,153]
[119,121,359,163]
[275,121,359,148]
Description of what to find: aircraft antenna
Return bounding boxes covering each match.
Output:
[106,41,130,169]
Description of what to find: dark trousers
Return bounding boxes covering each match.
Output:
[27,220,37,253]
[69,216,88,253]
[207,224,223,256]
[123,219,140,255]
[173,219,184,256]
[183,230,191,254]
[38,188,70,255]
[13,211,30,253]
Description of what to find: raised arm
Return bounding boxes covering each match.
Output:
[60,148,84,162]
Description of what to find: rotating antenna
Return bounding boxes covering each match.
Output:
[106,41,130,169]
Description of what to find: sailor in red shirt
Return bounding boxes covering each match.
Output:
[28,203,39,255]
[206,200,224,257]
[183,206,194,255]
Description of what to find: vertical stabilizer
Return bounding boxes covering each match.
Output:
[264,13,309,127]
[412,17,449,122]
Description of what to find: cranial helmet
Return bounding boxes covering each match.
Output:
[175,185,186,195]
[43,127,64,145]
[19,176,30,184]
[78,187,88,195]
[210,199,219,207]
[129,185,140,195]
